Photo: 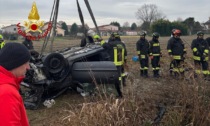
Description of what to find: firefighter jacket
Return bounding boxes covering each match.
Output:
[102,40,127,66]
[136,38,151,59]
[22,38,34,50]
[149,38,161,56]
[191,38,209,61]
[167,37,186,60]
[0,66,29,126]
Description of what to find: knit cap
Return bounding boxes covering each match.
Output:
[0,42,31,70]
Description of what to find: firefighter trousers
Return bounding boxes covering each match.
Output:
[194,60,209,76]
[115,66,123,97]
[151,56,160,77]
[139,56,149,77]
[169,59,184,76]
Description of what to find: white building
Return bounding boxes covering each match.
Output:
[1,24,25,34]
[42,22,65,36]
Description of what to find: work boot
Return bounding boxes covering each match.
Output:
[180,72,184,78]
[169,69,173,77]
[122,77,126,87]
[156,70,160,77]
[204,74,210,81]
[153,70,157,78]
[140,70,144,77]
[144,70,148,77]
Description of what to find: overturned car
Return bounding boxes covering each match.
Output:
[20,0,123,109]
[21,44,120,109]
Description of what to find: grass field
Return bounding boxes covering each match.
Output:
[17,35,210,126]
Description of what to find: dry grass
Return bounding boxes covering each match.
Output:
[17,35,210,126]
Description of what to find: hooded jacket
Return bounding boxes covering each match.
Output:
[0,66,29,126]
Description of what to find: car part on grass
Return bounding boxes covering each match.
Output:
[153,103,166,124]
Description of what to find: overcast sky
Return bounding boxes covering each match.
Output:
[0,0,209,28]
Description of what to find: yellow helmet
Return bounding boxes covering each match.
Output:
[93,34,100,39]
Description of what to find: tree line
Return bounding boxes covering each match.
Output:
[61,4,204,36]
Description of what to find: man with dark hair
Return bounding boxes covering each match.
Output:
[0,42,30,126]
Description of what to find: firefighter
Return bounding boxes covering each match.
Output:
[112,32,128,86]
[22,33,39,59]
[22,33,34,50]
[167,29,186,77]
[191,31,209,77]
[80,29,95,47]
[0,34,6,49]
[101,32,127,97]
[149,32,161,77]
[93,34,105,45]
[112,32,127,63]
[136,31,151,77]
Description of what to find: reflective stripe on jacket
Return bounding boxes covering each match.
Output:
[191,38,209,61]
[167,37,186,57]
[149,39,161,56]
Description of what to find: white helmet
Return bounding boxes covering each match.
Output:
[87,29,96,36]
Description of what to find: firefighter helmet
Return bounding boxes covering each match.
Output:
[113,32,120,38]
[139,31,146,36]
[93,34,100,39]
[152,32,160,38]
[197,31,204,36]
[173,29,181,36]
[110,32,120,38]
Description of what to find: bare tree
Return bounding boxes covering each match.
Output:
[122,22,130,30]
[135,4,166,27]
[123,22,130,28]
